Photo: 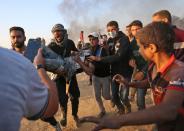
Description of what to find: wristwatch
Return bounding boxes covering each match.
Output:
[36,64,45,70]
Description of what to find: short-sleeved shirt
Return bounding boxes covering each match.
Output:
[0,48,49,131]
[147,54,184,130]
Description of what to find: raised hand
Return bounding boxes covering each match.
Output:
[129,59,136,68]
[34,48,45,66]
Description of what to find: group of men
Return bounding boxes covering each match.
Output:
[8,23,80,130]
[78,9,184,131]
[1,9,184,131]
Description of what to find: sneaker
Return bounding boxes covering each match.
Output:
[54,122,62,131]
[97,111,106,118]
[73,115,80,127]
[60,118,67,127]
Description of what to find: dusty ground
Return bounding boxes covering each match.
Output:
[20,73,154,131]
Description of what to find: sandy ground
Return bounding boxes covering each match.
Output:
[20,73,154,131]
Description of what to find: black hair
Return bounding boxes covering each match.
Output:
[129,20,143,28]
[9,26,25,36]
[135,22,175,54]
[107,21,119,28]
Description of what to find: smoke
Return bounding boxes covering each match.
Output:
[172,15,184,29]
[59,0,108,42]
[58,0,184,43]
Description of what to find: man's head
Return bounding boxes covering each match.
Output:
[135,22,175,61]
[10,26,26,49]
[51,24,67,43]
[125,25,133,38]
[129,20,143,37]
[152,10,172,24]
[88,32,99,47]
[106,21,119,38]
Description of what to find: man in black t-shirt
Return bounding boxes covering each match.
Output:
[89,21,133,114]
[43,24,80,127]
[74,32,111,118]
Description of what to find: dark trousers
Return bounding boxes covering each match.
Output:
[111,79,131,111]
[111,80,124,109]
[42,75,80,126]
[56,75,80,116]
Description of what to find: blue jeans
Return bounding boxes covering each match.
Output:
[137,88,147,110]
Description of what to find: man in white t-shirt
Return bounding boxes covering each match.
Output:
[0,47,59,131]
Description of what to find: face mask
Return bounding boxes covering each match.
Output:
[108,31,117,38]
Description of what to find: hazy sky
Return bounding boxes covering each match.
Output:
[0,0,63,48]
[0,0,184,48]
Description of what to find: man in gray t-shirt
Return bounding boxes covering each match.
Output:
[0,47,59,131]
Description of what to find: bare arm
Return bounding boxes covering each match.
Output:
[34,49,59,118]
[73,55,94,76]
[121,90,184,124]
[113,74,150,89]
[78,60,94,76]
[92,89,184,130]
[128,79,150,89]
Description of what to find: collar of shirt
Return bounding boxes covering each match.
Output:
[158,54,175,74]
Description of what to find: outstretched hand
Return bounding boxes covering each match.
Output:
[92,115,123,131]
[113,74,129,86]
[79,115,123,131]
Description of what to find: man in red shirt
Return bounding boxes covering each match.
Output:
[79,22,184,131]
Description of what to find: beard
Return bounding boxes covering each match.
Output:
[13,42,25,48]
[55,36,64,43]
